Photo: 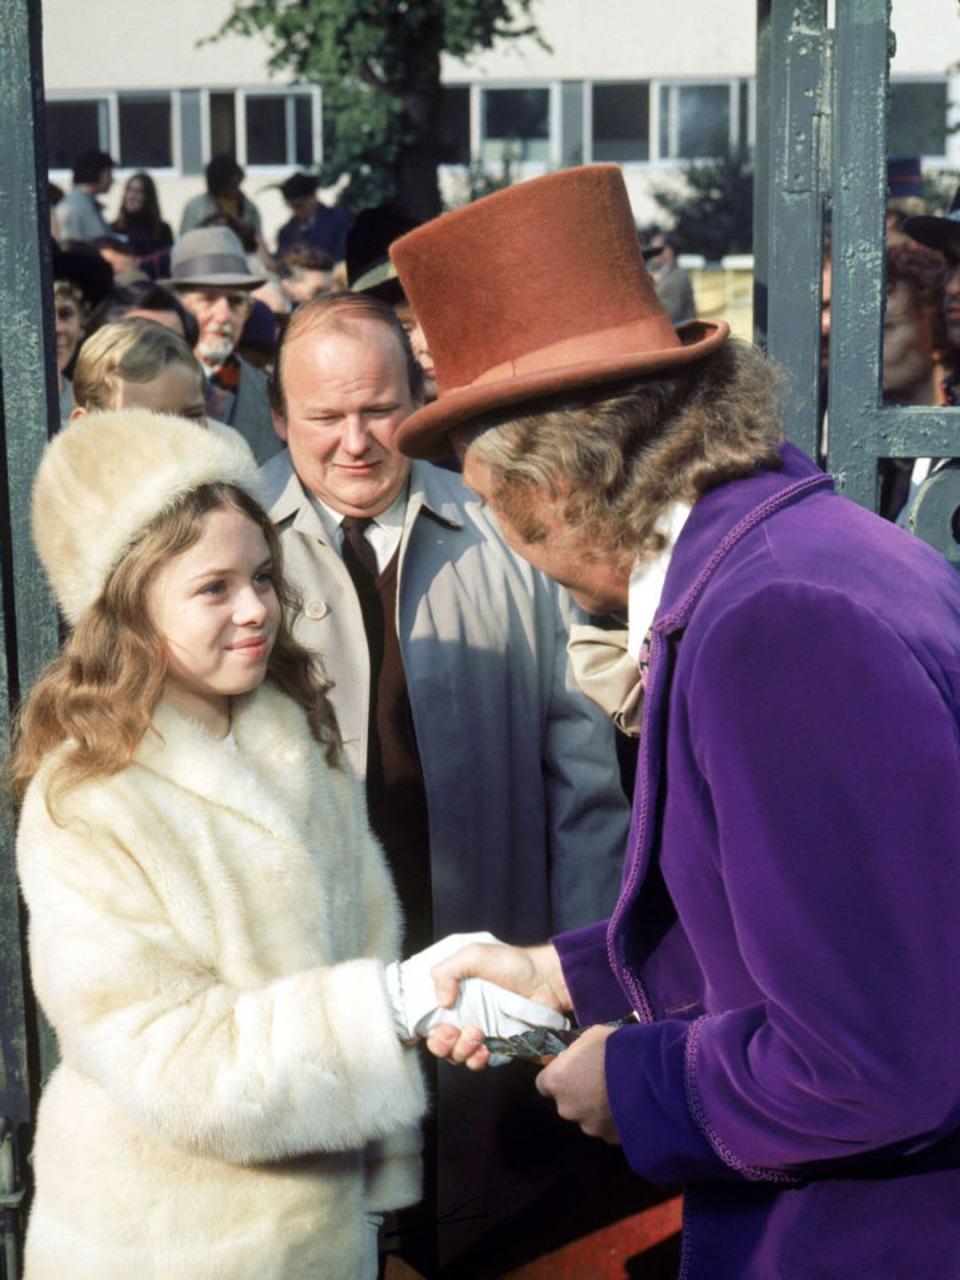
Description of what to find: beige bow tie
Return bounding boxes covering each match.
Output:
[567,623,646,737]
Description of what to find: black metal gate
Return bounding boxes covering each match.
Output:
[0,0,61,1273]
[755,0,960,562]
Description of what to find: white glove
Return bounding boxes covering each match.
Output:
[426,978,571,1066]
[384,933,570,1063]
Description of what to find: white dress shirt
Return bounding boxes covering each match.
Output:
[309,488,407,575]
[627,501,692,660]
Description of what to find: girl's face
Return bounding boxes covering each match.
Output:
[124,179,147,214]
[146,507,281,737]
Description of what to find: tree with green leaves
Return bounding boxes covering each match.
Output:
[211,0,543,218]
[651,148,754,262]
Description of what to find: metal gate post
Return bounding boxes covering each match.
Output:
[826,0,960,547]
[0,0,64,1270]
[753,0,771,347]
[759,0,830,462]
[826,0,891,508]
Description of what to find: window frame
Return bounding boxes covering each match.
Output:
[200,86,323,173]
[45,89,180,180]
[887,75,952,164]
[584,79,652,166]
[475,80,561,172]
[653,79,740,164]
[116,91,180,173]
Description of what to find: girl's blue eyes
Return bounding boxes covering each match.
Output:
[198,571,273,597]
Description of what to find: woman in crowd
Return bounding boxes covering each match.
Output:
[10,411,428,1279]
[112,171,173,258]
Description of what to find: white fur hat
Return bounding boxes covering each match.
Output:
[33,410,263,625]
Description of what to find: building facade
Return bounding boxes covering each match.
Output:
[42,0,959,248]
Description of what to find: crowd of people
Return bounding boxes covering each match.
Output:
[11,146,960,1280]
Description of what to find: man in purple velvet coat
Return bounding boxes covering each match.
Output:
[387,165,960,1278]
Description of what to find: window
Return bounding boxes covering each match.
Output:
[246,96,287,165]
[439,87,470,165]
[659,84,731,160]
[482,87,550,164]
[245,92,317,166]
[738,79,752,152]
[203,89,319,168]
[118,94,173,168]
[592,83,649,163]
[889,81,948,158]
[46,98,109,170]
[294,97,313,165]
[209,92,237,158]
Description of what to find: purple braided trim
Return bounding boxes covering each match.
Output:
[660,474,833,631]
[683,1016,803,1185]
[606,631,662,1023]
[677,1196,693,1280]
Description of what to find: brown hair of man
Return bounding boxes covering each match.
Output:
[279,246,336,276]
[461,338,784,568]
[270,292,424,415]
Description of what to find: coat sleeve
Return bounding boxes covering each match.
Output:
[604,582,960,1185]
[540,583,631,931]
[553,920,633,1024]
[17,786,426,1167]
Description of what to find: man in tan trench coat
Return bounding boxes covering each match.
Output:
[260,291,633,1274]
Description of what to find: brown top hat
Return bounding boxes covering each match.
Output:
[390,165,728,459]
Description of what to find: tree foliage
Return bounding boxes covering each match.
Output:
[651,148,754,262]
[210,0,543,217]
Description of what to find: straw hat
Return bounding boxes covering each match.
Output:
[33,411,262,625]
[390,165,728,459]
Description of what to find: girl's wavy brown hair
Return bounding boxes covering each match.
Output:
[10,483,341,814]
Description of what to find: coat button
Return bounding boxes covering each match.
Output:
[304,599,329,620]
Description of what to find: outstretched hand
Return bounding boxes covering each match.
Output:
[426,941,572,1070]
[431,941,571,1013]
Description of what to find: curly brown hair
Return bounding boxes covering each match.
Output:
[885,240,947,352]
[10,483,341,814]
[463,338,784,566]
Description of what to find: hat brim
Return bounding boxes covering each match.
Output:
[350,257,407,304]
[904,215,960,255]
[397,319,730,460]
[159,274,267,290]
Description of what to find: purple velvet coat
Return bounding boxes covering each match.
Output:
[555,444,960,1278]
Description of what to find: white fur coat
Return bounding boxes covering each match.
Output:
[17,684,426,1280]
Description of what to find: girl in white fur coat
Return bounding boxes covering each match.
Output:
[10,410,427,1280]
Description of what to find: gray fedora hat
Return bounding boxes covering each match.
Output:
[160,227,266,290]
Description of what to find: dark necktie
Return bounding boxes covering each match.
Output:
[340,515,379,582]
